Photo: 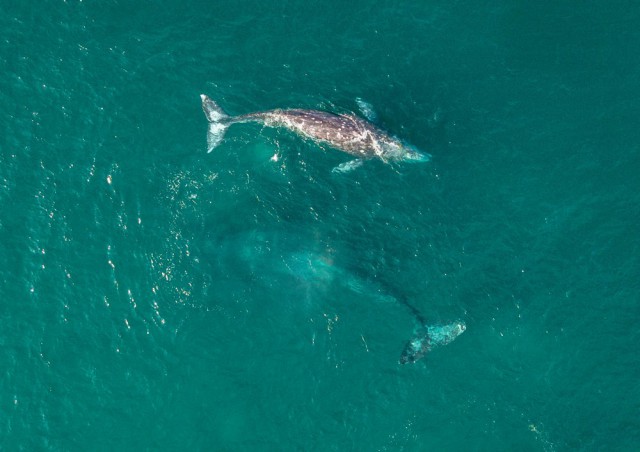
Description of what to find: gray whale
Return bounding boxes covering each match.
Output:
[206,228,465,364]
[200,94,430,171]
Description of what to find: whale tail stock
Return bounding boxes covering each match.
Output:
[200,94,231,153]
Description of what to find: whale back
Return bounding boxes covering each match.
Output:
[259,109,383,156]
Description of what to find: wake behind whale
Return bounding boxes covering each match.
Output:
[200,94,430,172]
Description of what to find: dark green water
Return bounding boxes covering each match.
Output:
[2,1,639,450]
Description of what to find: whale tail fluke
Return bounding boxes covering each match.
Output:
[201,94,230,153]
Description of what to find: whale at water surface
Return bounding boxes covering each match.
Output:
[200,94,430,172]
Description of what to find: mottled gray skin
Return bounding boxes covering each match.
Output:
[200,94,429,163]
[239,109,426,162]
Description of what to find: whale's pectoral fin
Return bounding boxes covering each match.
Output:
[400,321,466,364]
[332,159,363,174]
[207,122,228,153]
[355,98,378,122]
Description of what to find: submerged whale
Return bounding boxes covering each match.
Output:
[200,94,430,172]
[400,318,466,364]
[205,228,465,364]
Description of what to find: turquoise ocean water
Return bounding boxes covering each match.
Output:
[2,1,639,449]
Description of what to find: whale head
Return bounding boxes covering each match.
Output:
[401,142,431,163]
[380,138,431,163]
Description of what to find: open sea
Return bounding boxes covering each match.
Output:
[2,1,639,450]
